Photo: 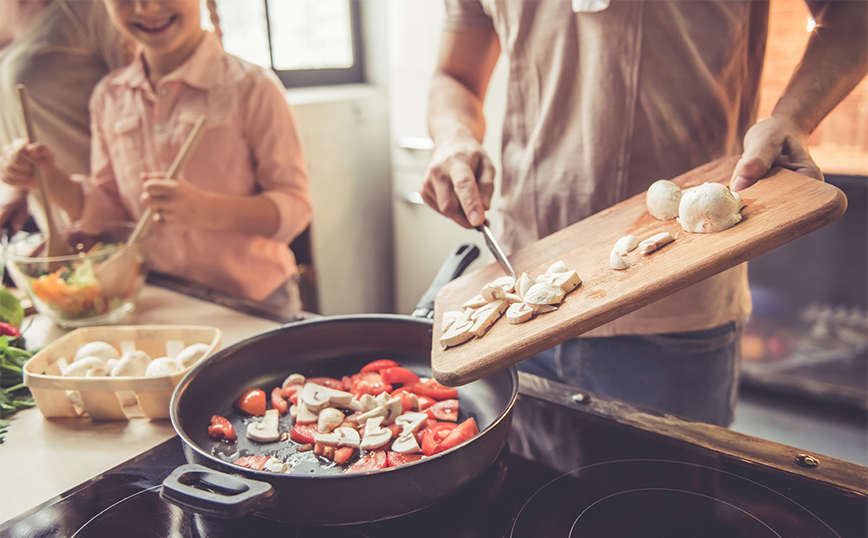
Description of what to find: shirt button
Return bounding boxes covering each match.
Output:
[155,124,165,133]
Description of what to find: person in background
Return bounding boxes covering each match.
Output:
[422,0,867,426]
[0,0,127,234]
[0,0,312,317]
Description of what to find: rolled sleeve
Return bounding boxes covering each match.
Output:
[443,0,493,30]
[243,72,312,245]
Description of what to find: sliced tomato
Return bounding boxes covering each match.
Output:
[360,359,400,373]
[281,384,301,403]
[416,395,436,410]
[290,423,319,444]
[349,372,393,397]
[233,389,266,416]
[386,423,402,439]
[386,451,423,467]
[207,415,237,441]
[306,377,345,391]
[334,446,356,465]
[346,450,388,473]
[412,379,458,401]
[392,389,418,413]
[440,417,479,452]
[414,417,439,444]
[234,456,270,470]
[381,366,420,386]
[421,422,458,456]
[271,387,288,414]
[426,399,459,422]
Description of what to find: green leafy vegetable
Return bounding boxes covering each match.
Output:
[0,288,24,328]
[0,335,36,442]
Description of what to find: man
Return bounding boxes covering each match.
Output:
[422,0,867,425]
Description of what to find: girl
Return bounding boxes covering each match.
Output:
[0,0,312,317]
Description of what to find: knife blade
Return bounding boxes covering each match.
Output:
[476,222,517,281]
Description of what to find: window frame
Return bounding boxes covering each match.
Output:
[264,0,365,88]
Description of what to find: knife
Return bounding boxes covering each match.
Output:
[476,222,517,281]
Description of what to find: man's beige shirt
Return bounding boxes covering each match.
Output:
[444,0,764,336]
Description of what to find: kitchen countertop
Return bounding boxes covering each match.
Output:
[0,284,283,523]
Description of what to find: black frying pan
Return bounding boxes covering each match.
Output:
[161,246,519,526]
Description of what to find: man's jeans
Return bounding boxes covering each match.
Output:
[516,322,743,426]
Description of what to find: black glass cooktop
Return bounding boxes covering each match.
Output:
[2,374,865,538]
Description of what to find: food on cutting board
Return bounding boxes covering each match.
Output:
[59,340,212,378]
[638,232,675,254]
[209,359,478,475]
[610,235,640,270]
[678,182,744,233]
[646,179,682,220]
[440,261,582,349]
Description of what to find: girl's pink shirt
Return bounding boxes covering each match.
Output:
[78,32,312,301]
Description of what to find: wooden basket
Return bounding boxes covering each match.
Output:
[23,325,222,420]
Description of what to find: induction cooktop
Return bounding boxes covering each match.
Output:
[2,373,865,538]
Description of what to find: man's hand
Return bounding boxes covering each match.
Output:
[730,116,823,193]
[0,185,30,232]
[421,135,495,229]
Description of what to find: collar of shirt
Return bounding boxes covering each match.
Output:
[110,31,225,92]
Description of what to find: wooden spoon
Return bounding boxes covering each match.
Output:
[16,85,74,258]
[94,116,208,297]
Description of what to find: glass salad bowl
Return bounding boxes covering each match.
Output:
[3,221,148,328]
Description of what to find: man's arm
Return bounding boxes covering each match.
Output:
[731,0,868,191]
[422,24,501,228]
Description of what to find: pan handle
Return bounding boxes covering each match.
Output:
[160,463,278,519]
[412,244,480,319]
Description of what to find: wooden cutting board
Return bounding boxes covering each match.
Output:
[430,156,848,387]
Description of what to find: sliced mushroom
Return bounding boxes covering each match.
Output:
[546,260,567,274]
[262,457,290,473]
[523,281,565,305]
[480,283,506,302]
[356,396,403,426]
[395,412,428,435]
[358,393,379,411]
[461,294,487,309]
[638,232,675,254]
[470,300,506,337]
[610,234,640,271]
[247,409,280,443]
[517,272,536,299]
[282,373,306,388]
[317,407,345,433]
[441,310,463,332]
[506,302,535,324]
[294,401,319,424]
[537,270,582,293]
[439,319,474,349]
[391,432,422,454]
[315,426,361,448]
[359,416,392,450]
[300,383,354,412]
[490,275,516,293]
[74,341,120,363]
[532,304,558,314]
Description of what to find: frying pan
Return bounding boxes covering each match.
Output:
[161,245,519,526]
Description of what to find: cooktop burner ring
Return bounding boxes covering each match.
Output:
[510,458,842,538]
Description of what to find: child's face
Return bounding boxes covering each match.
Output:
[103,0,203,61]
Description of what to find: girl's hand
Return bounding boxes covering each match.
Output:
[141,174,217,230]
[0,140,55,190]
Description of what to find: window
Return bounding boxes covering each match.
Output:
[202,0,364,88]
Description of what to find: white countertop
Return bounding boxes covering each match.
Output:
[0,285,282,523]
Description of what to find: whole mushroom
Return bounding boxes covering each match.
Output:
[678,182,743,233]
[646,179,682,220]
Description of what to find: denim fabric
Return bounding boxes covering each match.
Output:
[517,322,743,426]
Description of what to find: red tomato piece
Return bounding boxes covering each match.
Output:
[414,418,439,444]
[392,389,417,413]
[207,415,237,441]
[386,451,423,467]
[349,372,393,397]
[416,395,436,410]
[426,399,459,422]
[386,423,402,439]
[412,379,458,401]
[440,417,479,452]
[360,359,400,373]
[306,377,345,391]
[290,423,319,444]
[271,387,288,414]
[233,389,266,416]
[234,456,270,470]
[281,384,300,399]
[346,450,388,473]
[381,366,420,386]
[421,422,458,456]
[334,446,356,465]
